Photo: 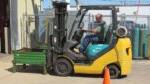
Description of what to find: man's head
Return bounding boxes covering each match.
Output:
[95,14,103,22]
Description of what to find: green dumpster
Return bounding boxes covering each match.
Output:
[12,48,47,74]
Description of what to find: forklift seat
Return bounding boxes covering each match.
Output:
[85,26,114,60]
[86,44,109,60]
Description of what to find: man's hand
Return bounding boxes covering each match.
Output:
[80,29,86,32]
[91,29,97,34]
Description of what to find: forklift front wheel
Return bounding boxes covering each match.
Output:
[54,58,73,76]
[108,65,120,79]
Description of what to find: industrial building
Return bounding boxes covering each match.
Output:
[0,0,42,54]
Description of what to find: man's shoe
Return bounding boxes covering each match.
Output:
[74,48,80,53]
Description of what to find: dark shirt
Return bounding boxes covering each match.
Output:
[88,21,106,42]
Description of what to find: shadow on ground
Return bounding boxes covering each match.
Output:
[6,65,127,79]
[7,65,46,74]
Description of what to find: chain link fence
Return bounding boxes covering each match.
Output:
[67,12,150,59]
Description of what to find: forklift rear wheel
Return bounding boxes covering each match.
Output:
[108,65,120,79]
[54,58,73,76]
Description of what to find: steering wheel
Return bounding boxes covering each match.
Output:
[72,22,85,42]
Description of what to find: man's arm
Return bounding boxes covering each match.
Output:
[82,23,102,34]
[82,21,106,34]
[81,28,100,34]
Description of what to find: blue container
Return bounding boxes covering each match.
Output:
[139,25,145,58]
[86,44,109,60]
[132,25,140,59]
[143,25,148,58]
[148,36,150,58]
[139,24,149,59]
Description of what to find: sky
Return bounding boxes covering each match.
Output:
[70,0,150,6]
[42,0,150,8]
[43,0,52,8]
[41,0,150,28]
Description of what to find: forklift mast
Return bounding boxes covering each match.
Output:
[52,1,68,54]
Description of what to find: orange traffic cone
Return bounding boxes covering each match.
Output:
[103,67,111,84]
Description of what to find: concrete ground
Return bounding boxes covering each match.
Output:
[0,53,150,84]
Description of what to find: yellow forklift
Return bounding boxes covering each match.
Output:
[47,1,132,78]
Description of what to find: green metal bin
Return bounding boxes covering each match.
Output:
[12,49,47,74]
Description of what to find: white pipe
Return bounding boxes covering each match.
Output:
[4,27,8,54]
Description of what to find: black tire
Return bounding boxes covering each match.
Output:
[54,58,73,76]
[108,65,120,79]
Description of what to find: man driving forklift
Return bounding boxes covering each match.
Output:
[48,1,132,78]
[74,13,106,54]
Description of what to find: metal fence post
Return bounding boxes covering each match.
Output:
[148,16,150,31]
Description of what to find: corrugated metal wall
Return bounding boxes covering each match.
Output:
[10,0,41,50]
[10,0,18,50]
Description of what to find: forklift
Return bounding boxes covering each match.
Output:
[47,1,132,78]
